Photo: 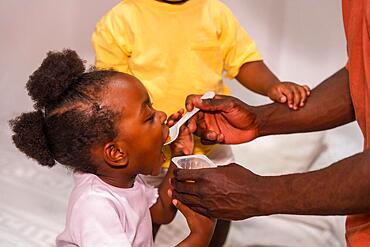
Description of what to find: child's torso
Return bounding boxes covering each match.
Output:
[56,173,157,247]
[112,0,228,114]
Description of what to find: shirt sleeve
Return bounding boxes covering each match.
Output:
[69,194,131,247]
[217,1,263,78]
[92,5,131,73]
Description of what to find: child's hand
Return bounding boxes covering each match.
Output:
[267,82,310,110]
[173,199,215,247]
[167,108,185,127]
[167,109,194,156]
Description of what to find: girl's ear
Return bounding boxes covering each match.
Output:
[103,142,128,167]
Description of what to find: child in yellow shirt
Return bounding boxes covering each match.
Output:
[92,0,310,245]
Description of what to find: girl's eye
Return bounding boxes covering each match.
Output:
[146,114,155,122]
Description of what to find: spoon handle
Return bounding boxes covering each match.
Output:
[174,107,199,128]
[173,91,216,128]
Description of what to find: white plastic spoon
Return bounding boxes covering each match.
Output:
[164,91,216,145]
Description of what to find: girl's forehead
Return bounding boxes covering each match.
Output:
[104,75,148,109]
[109,74,146,92]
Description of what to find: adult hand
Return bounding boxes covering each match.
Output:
[185,94,260,144]
[172,163,268,220]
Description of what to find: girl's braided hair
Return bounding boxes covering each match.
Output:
[10,49,120,173]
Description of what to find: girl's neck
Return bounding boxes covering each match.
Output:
[98,172,137,188]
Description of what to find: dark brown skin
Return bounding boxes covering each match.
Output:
[172,67,370,220]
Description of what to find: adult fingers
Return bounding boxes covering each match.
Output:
[187,111,203,133]
[199,114,224,143]
[174,168,203,181]
[200,132,224,145]
[179,124,191,135]
[172,179,200,195]
[186,94,233,112]
[185,94,202,111]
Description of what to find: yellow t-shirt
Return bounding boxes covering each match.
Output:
[92,0,262,167]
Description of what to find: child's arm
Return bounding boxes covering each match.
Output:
[173,199,216,247]
[92,13,130,73]
[150,109,194,224]
[149,162,177,224]
[236,61,310,110]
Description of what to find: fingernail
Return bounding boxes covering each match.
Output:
[167,189,172,198]
[172,199,178,206]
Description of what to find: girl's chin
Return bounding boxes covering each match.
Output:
[151,170,160,176]
[151,166,162,176]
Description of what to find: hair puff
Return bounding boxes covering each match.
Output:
[10,110,55,167]
[26,49,85,109]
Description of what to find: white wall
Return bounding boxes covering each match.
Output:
[0,0,120,120]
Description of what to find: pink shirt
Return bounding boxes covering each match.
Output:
[56,172,158,247]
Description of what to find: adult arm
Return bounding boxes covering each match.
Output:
[173,148,370,220]
[257,66,354,135]
[186,67,355,144]
[172,67,366,220]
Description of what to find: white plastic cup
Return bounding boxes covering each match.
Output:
[171,154,217,169]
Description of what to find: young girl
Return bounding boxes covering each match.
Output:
[10,49,214,246]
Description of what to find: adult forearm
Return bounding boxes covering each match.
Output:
[258,148,370,216]
[255,67,355,136]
